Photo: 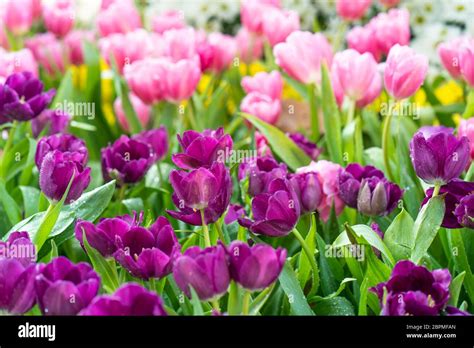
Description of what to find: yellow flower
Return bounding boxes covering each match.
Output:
[434,80,463,105]
[71,64,88,92]
[99,58,116,127]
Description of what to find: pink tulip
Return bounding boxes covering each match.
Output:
[124,58,165,105]
[296,160,345,222]
[159,58,202,103]
[236,28,263,64]
[460,41,474,87]
[255,131,272,156]
[25,33,65,75]
[3,0,33,36]
[240,92,281,125]
[262,8,300,47]
[241,71,283,100]
[30,0,43,20]
[331,49,382,106]
[43,0,75,38]
[336,0,372,21]
[64,30,94,65]
[438,37,470,79]
[152,10,186,34]
[161,27,199,62]
[458,118,474,160]
[114,93,151,132]
[274,31,333,85]
[240,0,281,34]
[97,0,141,37]
[195,32,214,72]
[0,48,38,83]
[379,0,400,7]
[370,8,410,56]
[99,29,155,73]
[384,44,428,100]
[207,33,238,73]
[346,25,381,62]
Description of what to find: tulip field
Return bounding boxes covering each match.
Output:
[0,0,474,320]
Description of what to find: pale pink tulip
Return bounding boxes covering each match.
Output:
[124,58,165,105]
[255,131,272,156]
[240,0,281,34]
[43,0,75,38]
[438,37,470,79]
[458,118,474,160]
[336,0,372,21]
[241,71,283,100]
[346,25,381,62]
[274,31,333,85]
[161,27,199,62]
[460,41,474,87]
[262,8,300,47]
[25,33,65,75]
[159,58,202,103]
[0,48,38,83]
[30,0,43,20]
[240,92,281,125]
[64,30,94,65]
[97,1,141,37]
[331,49,381,105]
[207,33,238,73]
[370,8,410,56]
[4,0,33,36]
[114,93,151,132]
[384,44,428,100]
[236,28,263,64]
[152,10,186,34]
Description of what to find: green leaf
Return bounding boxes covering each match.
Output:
[313,296,355,316]
[410,195,445,264]
[298,214,317,295]
[384,208,415,261]
[18,186,41,217]
[278,262,314,315]
[2,137,37,182]
[0,179,22,225]
[190,287,204,316]
[82,230,119,293]
[449,231,474,304]
[309,278,356,303]
[240,112,311,171]
[448,271,465,307]
[358,277,369,316]
[122,198,144,214]
[320,63,343,164]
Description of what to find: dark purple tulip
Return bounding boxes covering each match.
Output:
[357,177,403,216]
[35,256,100,316]
[371,260,451,316]
[35,133,88,168]
[31,109,71,138]
[227,241,286,291]
[410,129,470,185]
[454,194,474,229]
[339,163,385,208]
[289,172,322,214]
[101,135,154,185]
[224,204,245,224]
[0,231,36,266]
[133,126,169,161]
[238,155,288,196]
[75,212,142,257]
[238,178,300,237]
[371,223,384,257]
[113,216,180,280]
[167,162,232,226]
[79,283,167,316]
[422,180,474,229]
[287,132,321,161]
[172,127,233,169]
[39,150,91,204]
[173,244,230,301]
[0,72,55,121]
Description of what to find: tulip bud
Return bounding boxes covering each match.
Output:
[241,71,283,101]
[240,92,281,125]
[357,177,403,216]
[336,0,371,21]
[35,133,88,169]
[339,163,385,208]
[43,0,75,38]
[458,118,474,160]
[460,41,474,88]
[289,172,322,214]
[262,8,300,47]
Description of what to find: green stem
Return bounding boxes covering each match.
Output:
[432,184,441,197]
[242,291,251,315]
[215,220,226,245]
[200,209,211,247]
[382,109,395,182]
[0,121,18,179]
[346,98,356,125]
[156,162,164,187]
[462,89,474,119]
[186,100,199,131]
[292,228,320,293]
[211,299,220,313]
[308,83,319,141]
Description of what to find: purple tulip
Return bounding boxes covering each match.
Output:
[238,178,300,237]
[371,223,384,257]
[238,155,288,196]
[79,283,167,316]
[357,176,403,216]
[422,180,474,229]
[35,256,100,315]
[39,150,91,204]
[227,241,286,291]
[101,135,154,185]
[172,127,233,170]
[167,162,232,226]
[224,204,245,224]
[113,216,180,280]
[339,163,385,208]
[289,172,322,214]
[75,212,142,257]
[454,193,474,229]
[133,126,169,161]
[0,72,55,121]
[0,232,36,314]
[287,132,321,161]
[410,129,470,185]
[35,133,88,168]
[31,109,71,138]
[445,306,471,316]
[371,260,451,316]
[173,244,230,300]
